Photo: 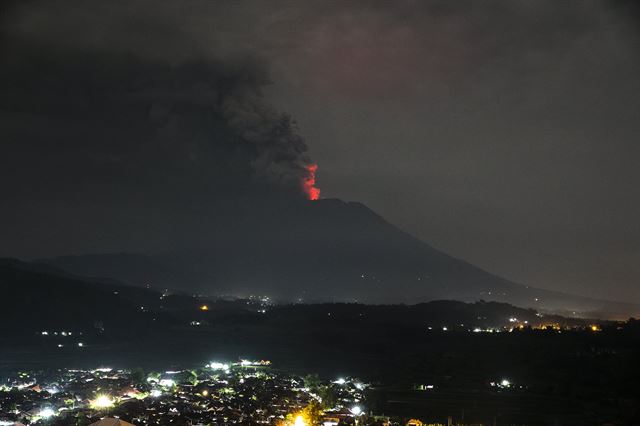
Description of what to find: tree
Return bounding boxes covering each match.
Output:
[131,367,145,386]
[303,374,321,392]
[147,371,161,382]
[188,370,198,386]
[318,385,338,409]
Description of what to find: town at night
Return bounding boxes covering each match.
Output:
[0,360,367,426]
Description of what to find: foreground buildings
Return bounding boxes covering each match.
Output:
[0,360,371,426]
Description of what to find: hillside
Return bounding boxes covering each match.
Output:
[0,258,175,337]
[39,199,639,318]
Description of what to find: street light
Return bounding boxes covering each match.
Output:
[39,408,55,419]
[90,394,114,409]
[350,405,363,426]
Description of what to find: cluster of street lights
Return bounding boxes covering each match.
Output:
[290,405,363,426]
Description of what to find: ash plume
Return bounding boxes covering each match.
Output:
[1,0,320,203]
[0,52,318,201]
[220,84,318,197]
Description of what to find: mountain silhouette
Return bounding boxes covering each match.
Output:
[39,199,639,318]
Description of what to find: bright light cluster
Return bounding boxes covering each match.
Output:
[90,394,115,409]
[207,362,230,371]
[38,408,56,418]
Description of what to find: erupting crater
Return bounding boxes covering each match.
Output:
[302,164,321,200]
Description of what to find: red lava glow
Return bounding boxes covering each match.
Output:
[303,164,321,200]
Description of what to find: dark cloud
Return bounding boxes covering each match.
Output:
[1,34,332,243]
[1,1,321,254]
[0,47,314,196]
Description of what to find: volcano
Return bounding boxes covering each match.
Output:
[39,199,639,318]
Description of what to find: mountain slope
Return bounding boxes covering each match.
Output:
[0,258,176,337]
[39,199,639,318]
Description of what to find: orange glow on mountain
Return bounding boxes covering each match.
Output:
[302,164,320,200]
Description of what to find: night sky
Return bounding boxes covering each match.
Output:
[1,1,639,303]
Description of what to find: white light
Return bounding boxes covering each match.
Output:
[150,389,162,397]
[501,379,511,387]
[333,378,346,385]
[91,394,114,409]
[442,327,448,331]
[159,379,175,387]
[350,406,362,416]
[39,408,55,418]
[77,342,84,347]
[208,362,230,371]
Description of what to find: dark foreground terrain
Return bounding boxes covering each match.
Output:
[2,259,640,425]
[3,319,640,425]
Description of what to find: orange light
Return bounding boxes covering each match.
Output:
[199,305,209,311]
[302,164,320,200]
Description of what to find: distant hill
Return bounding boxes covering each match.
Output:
[0,258,175,337]
[39,199,640,319]
[0,257,592,327]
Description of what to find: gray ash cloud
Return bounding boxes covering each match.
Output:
[0,49,315,201]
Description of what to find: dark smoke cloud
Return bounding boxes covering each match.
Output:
[0,1,320,255]
[1,0,320,206]
[221,85,313,192]
[0,49,314,201]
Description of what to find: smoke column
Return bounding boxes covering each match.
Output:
[220,85,320,199]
